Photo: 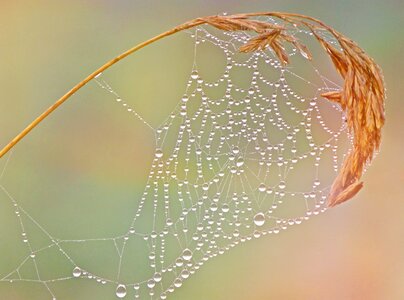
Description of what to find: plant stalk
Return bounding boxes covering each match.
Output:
[0,19,203,158]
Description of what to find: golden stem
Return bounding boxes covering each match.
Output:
[0,19,203,158]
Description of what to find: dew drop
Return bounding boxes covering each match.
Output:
[210,203,218,212]
[254,213,265,226]
[191,70,199,80]
[236,158,244,167]
[301,50,309,60]
[72,267,82,278]
[166,218,173,226]
[258,183,266,192]
[155,149,163,159]
[116,284,127,298]
[202,183,209,191]
[182,249,193,261]
[175,258,184,267]
[174,278,183,288]
[153,272,162,282]
[147,279,156,288]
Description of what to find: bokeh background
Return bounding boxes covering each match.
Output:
[0,0,403,299]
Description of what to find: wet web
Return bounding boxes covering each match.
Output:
[0,18,352,299]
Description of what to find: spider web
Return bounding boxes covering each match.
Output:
[0,17,352,299]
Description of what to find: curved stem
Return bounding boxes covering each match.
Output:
[0,19,203,158]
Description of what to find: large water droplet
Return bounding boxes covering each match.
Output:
[254,213,265,226]
[202,183,209,191]
[153,272,162,282]
[182,249,193,261]
[116,284,127,298]
[147,279,155,288]
[174,278,183,288]
[258,184,266,192]
[191,70,199,80]
[181,95,189,103]
[166,218,173,226]
[155,149,163,159]
[72,267,82,278]
[236,158,244,167]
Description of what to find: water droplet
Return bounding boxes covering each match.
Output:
[153,272,162,282]
[202,183,209,191]
[210,203,218,212]
[236,158,244,167]
[182,249,193,261]
[72,267,82,278]
[181,269,190,279]
[166,218,173,226]
[191,70,199,80]
[258,184,266,192]
[300,50,309,59]
[116,284,127,298]
[147,279,155,288]
[149,252,156,260]
[174,278,183,288]
[155,149,163,158]
[175,258,184,267]
[254,213,265,226]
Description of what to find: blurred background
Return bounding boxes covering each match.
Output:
[0,0,402,299]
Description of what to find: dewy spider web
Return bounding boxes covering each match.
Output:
[0,18,353,299]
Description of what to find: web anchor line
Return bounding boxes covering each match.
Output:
[94,75,155,131]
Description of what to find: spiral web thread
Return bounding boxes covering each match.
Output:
[0,18,351,299]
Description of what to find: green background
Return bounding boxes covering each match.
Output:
[0,0,403,299]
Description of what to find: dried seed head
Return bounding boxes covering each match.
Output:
[200,15,282,33]
[200,13,386,206]
[239,29,311,64]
